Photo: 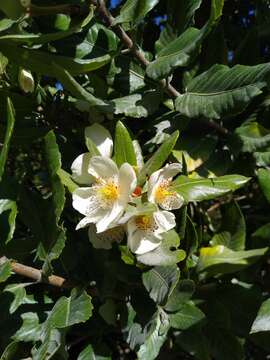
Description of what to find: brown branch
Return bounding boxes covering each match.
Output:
[96,0,181,98]
[0,256,73,289]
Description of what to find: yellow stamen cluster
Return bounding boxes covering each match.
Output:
[98,180,119,202]
[155,180,174,204]
[135,215,153,230]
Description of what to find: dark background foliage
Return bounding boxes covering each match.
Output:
[1,0,270,359]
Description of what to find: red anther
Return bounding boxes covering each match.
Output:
[132,186,142,197]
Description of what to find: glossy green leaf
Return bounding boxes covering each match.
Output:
[165,279,195,313]
[0,42,110,77]
[0,199,17,243]
[235,122,270,152]
[0,260,12,283]
[142,265,180,304]
[4,283,36,314]
[137,130,179,185]
[172,174,250,202]
[251,299,270,334]
[147,27,205,80]
[0,98,15,181]
[114,121,137,167]
[78,345,111,360]
[211,201,246,251]
[113,0,159,26]
[37,131,66,274]
[57,169,78,193]
[258,168,270,203]
[13,312,42,342]
[170,302,205,330]
[137,230,186,266]
[175,63,270,119]
[137,309,170,360]
[197,245,268,278]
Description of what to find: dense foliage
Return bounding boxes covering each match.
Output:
[1,0,270,359]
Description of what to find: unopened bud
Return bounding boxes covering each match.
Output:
[18,68,35,93]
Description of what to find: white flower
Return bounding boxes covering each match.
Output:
[71,123,113,185]
[72,156,136,233]
[148,163,184,210]
[127,210,176,255]
[18,69,34,93]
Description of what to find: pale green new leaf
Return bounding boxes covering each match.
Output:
[4,283,36,314]
[172,174,250,202]
[235,122,270,152]
[176,63,270,119]
[114,121,137,167]
[78,344,111,360]
[137,130,179,185]
[0,260,12,283]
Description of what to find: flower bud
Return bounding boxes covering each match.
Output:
[18,68,35,93]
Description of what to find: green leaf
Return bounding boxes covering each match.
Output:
[13,312,42,342]
[175,63,270,119]
[4,283,36,314]
[0,41,110,77]
[235,122,270,153]
[137,130,179,185]
[142,265,180,304]
[137,309,170,360]
[165,279,195,313]
[37,131,66,274]
[0,259,12,283]
[0,341,24,360]
[57,169,78,193]
[172,174,249,202]
[0,0,26,20]
[112,91,162,118]
[251,299,270,334]
[78,345,111,360]
[0,199,17,243]
[0,98,15,181]
[258,168,270,203]
[137,230,186,266]
[113,0,159,26]
[114,121,137,167]
[45,289,93,329]
[147,27,205,80]
[169,302,205,330]
[211,201,246,251]
[197,245,268,278]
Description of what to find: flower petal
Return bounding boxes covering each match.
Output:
[159,193,184,210]
[128,229,161,255]
[85,124,113,158]
[119,163,137,204]
[159,163,182,180]
[72,187,105,220]
[153,210,176,232]
[71,153,93,185]
[147,169,162,203]
[96,201,124,233]
[88,156,118,180]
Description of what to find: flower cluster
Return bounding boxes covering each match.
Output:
[71,124,184,255]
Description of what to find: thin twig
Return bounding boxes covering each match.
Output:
[0,256,72,288]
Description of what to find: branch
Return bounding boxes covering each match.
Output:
[96,0,181,98]
[0,256,73,289]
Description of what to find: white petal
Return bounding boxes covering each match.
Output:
[88,156,118,180]
[153,211,176,233]
[96,201,124,233]
[76,216,93,230]
[71,153,93,185]
[159,163,182,180]
[88,224,124,249]
[147,169,162,203]
[85,124,113,158]
[159,193,184,210]
[128,230,161,255]
[132,140,144,170]
[72,187,93,216]
[119,163,137,204]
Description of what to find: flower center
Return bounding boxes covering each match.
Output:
[98,181,119,202]
[135,215,154,231]
[155,180,174,203]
